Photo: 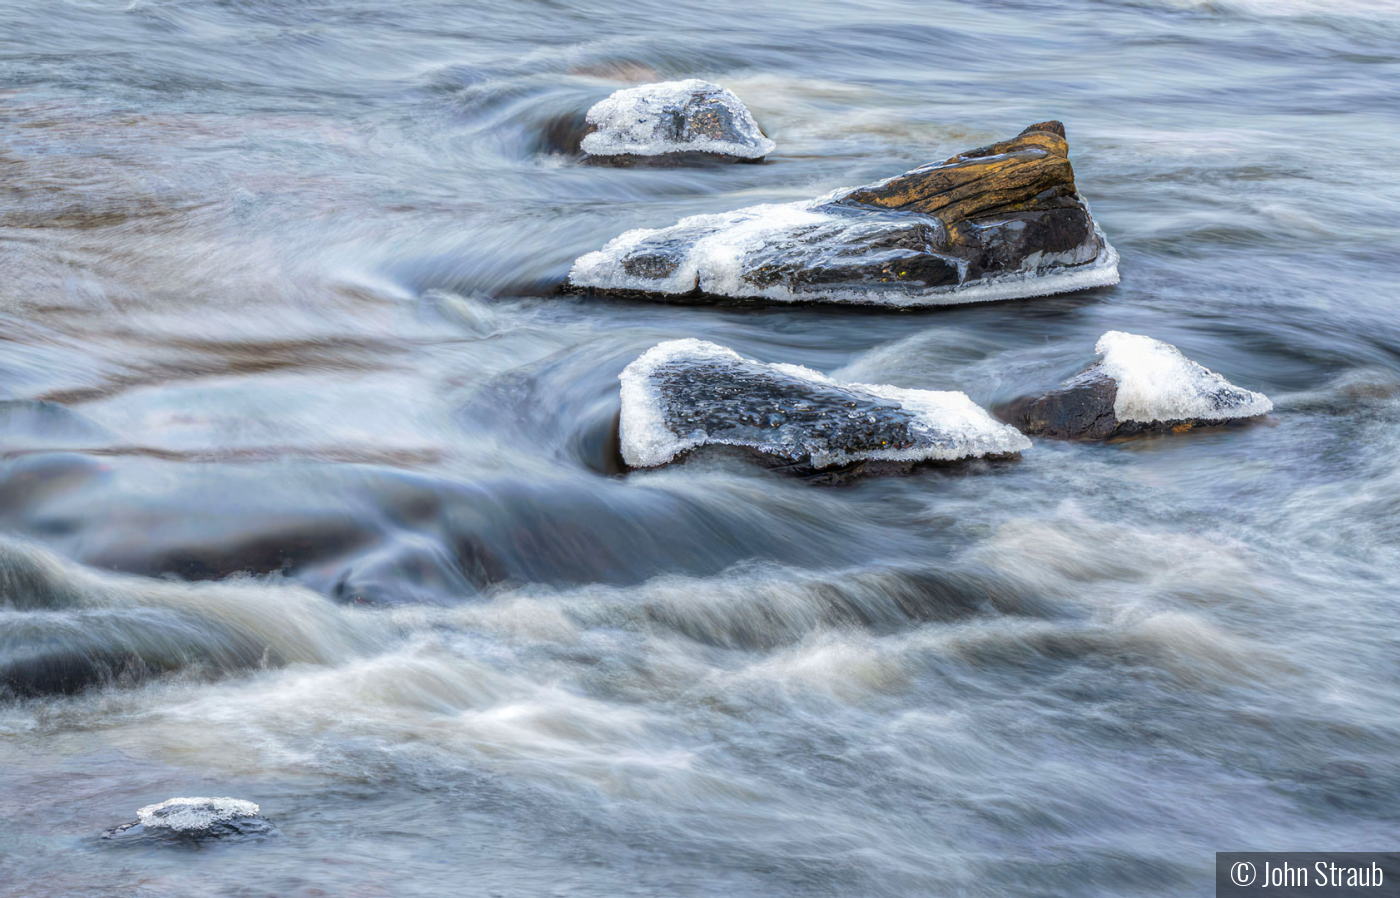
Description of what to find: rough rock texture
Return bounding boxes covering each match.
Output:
[618,339,1029,475]
[996,372,1123,440]
[838,123,1079,227]
[567,121,1116,305]
[580,79,774,165]
[998,332,1273,440]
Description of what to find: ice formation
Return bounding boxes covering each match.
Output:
[570,195,1119,307]
[136,797,262,832]
[580,79,775,160]
[569,120,1120,305]
[618,339,1030,470]
[998,331,1273,440]
[1095,331,1273,423]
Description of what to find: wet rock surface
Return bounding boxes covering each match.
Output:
[998,332,1273,440]
[996,372,1124,440]
[580,79,774,164]
[618,339,1029,472]
[567,121,1118,306]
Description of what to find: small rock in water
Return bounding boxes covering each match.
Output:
[567,121,1117,304]
[103,797,275,843]
[618,339,1030,476]
[580,79,774,165]
[998,331,1273,440]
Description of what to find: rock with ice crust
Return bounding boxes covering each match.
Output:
[997,331,1273,440]
[619,339,1030,476]
[567,121,1117,304]
[103,797,275,842]
[580,79,774,165]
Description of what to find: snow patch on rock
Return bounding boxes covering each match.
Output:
[1096,331,1272,423]
[136,797,261,833]
[581,79,774,159]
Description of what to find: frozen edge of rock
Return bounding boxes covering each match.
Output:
[104,796,275,843]
[998,331,1272,440]
[137,797,261,832]
[568,193,1119,308]
[1097,330,1272,423]
[619,339,1031,469]
[580,79,775,160]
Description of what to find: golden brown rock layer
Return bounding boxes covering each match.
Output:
[838,122,1080,227]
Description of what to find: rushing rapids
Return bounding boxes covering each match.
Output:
[1,0,1398,895]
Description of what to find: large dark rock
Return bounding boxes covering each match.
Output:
[580,79,774,166]
[618,339,1029,475]
[997,331,1273,440]
[567,121,1117,306]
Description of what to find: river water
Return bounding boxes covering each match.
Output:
[1,0,1398,895]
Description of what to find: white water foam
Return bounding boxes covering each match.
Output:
[136,797,260,831]
[618,339,1030,468]
[568,193,1119,307]
[580,79,775,159]
[1095,331,1273,424]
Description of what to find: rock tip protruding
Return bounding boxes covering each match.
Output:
[1020,120,1066,139]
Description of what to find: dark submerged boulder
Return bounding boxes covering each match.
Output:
[618,339,1029,475]
[567,121,1117,305]
[997,331,1273,440]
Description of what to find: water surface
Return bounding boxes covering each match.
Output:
[2,0,1399,895]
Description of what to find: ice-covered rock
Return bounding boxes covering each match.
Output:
[137,797,261,831]
[580,79,774,164]
[619,339,1030,475]
[998,331,1272,440]
[567,121,1117,305]
[104,797,275,842]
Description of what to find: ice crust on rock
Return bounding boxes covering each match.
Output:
[1096,331,1273,423]
[580,79,775,160]
[618,339,1030,469]
[568,121,1118,306]
[136,797,261,832]
[570,195,1118,306]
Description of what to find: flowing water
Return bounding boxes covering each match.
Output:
[2,0,1399,894]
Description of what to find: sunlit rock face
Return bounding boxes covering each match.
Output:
[998,331,1273,440]
[619,339,1029,476]
[580,79,774,165]
[568,121,1118,305]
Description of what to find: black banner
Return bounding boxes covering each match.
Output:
[1218,854,1400,897]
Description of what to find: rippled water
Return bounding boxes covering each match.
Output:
[2,0,1399,894]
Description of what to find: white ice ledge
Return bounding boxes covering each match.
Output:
[568,194,1119,307]
[618,339,1031,469]
[1096,331,1273,424]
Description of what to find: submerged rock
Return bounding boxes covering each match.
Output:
[619,339,1029,475]
[580,79,774,165]
[998,331,1273,440]
[567,121,1117,305]
[104,797,275,843]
